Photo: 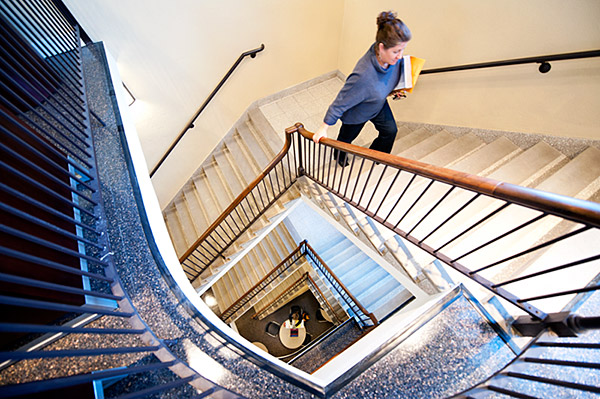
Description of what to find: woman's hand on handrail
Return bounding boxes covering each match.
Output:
[313,122,330,143]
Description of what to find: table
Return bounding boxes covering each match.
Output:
[279,319,306,349]
[252,341,268,353]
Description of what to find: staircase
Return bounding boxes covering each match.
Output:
[162,72,600,335]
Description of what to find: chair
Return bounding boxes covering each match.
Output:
[316,307,329,323]
[303,333,312,346]
[265,321,280,337]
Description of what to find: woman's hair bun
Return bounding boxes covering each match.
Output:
[377,11,397,28]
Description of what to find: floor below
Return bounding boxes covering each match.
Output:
[234,290,335,358]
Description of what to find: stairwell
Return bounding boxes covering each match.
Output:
[160,72,600,394]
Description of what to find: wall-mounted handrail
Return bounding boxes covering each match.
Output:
[150,44,265,177]
[421,49,600,75]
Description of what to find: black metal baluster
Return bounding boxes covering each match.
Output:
[418,192,479,245]
[394,180,435,229]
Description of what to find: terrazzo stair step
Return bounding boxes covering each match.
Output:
[391,127,434,155]
[395,122,415,140]
[333,251,372,280]
[173,194,200,249]
[498,227,600,314]
[252,268,309,313]
[344,260,387,293]
[369,285,414,321]
[406,142,567,250]
[312,234,348,259]
[207,211,298,301]
[371,137,524,273]
[309,270,348,321]
[535,146,600,199]
[477,148,600,299]
[164,204,188,256]
[357,274,403,310]
[320,241,361,271]
[487,141,567,187]
[203,159,236,209]
[248,107,284,156]
[419,133,485,168]
[395,130,455,161]
[233,257,259,293]
[450,136,522,177]
[224,133,262,182]
[213,146,246,200]
[235,122,272,171]
[191,173,222,222]
[181,184,210,237]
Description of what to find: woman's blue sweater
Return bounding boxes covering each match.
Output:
[324,43,403,126]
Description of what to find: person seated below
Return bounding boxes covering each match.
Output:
[288,311,304,328]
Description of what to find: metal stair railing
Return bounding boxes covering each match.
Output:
[454,311,600,398]
[219,240,307,323]
[221,240,374,328]
[302,241,378,328]
[179,127,300,281]
[290,123,600,327]
[185,121,599,328]
[0,1,244,397]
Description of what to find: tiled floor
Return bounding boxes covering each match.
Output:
[259,77,379,146]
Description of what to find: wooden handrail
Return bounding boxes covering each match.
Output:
[291,123,600,228]
[303,241,378,326]
[305,273,343,324]
[252,272,309,319]
[220,240,306,320]
[179,127,296,263]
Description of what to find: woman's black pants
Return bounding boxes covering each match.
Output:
[334,101,398,165]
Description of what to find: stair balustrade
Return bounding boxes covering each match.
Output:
[0,1,244,397]
[221,240,373,328]
[219,240,307,323]
[186,122,599,329]
[180,131,300,280]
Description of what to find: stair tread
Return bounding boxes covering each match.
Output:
[191,173,222,222]
[488,141,565,186]
[451,136,521,176]
[237,121,272,170]
[395,130,454,160]
[213,146,245,199]
[420,133,484,168]
[249,107,284,156]
[173,195,199,247]
[182,185,209,234]
[164,207,188,257]
[203,159,235,209]
[392,127,433,155]
[535,146,600,198]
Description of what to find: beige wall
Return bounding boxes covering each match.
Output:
[66,0,344,206]
[339,0,600,139]
[66,1,599,207]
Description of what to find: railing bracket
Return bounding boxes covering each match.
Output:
[513,312,599,337]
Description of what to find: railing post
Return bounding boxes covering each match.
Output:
[292,123,305,176]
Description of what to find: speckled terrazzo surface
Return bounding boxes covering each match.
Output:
[81,42,316,398]
[332,294,515,399]
[290,319,363,374]
[46,41,595,399]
